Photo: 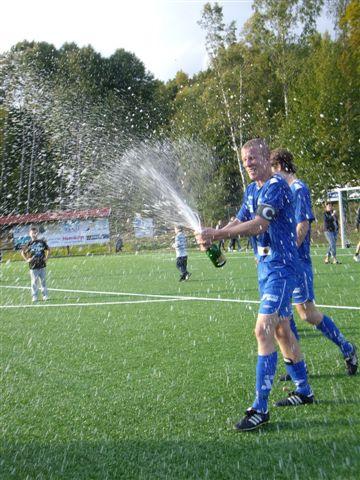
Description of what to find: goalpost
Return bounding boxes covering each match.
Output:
[328,186,360,248]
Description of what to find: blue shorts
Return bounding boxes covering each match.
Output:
[258,264,296,318]
[293,261,315,304]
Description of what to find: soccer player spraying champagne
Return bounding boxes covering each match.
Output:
[196,138,314,432]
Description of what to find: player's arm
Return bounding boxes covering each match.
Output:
[44,242,50,259]
[219,216,268,239]
[21,246,32,262]
[213,193,257,236]
[221,217,242,232]
[296,220,310,248]
[197,215,270,249]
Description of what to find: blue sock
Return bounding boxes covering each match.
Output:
[285,359,312,396]
[252,352,277,413]
[290,314,300,341]
[316,315,353,357]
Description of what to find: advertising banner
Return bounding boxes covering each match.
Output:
[133,215,154,238]
[13,218,110,249]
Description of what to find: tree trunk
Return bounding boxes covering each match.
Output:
[17,123,27,210]
[218,74,247,190]
[26,123,36,213]
[0,115,8,207]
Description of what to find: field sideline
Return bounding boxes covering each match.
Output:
[1,249,359,479]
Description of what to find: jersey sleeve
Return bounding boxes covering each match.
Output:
[259,178,288,215]
[236,189,251,222]
[294,186,315,224]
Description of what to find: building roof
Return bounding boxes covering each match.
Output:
[0,208,111,226]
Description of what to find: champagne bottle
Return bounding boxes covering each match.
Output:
[206,243,226,268]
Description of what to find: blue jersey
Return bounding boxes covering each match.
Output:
[290,179,315,264]
[236,174,299,274]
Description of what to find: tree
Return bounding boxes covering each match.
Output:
[0,42,172,215]
[252,0,324,117]
[276,32,358,197]
[199,2,247,190]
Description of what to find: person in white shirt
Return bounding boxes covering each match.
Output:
[173,226,191,282]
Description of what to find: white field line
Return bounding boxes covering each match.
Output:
[143,252,356,260]
[0,298,185,309]
[0,285,359,311]
[193,252,356,258]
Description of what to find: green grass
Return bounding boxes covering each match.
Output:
[1,249,359,479]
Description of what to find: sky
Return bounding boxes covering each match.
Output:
[1,0,334,82]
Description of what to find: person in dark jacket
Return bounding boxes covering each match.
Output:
[354,207,360,262]
[324,202,340,264]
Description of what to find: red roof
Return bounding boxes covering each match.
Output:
[0,208,111,226]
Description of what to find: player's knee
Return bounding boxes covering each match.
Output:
[298,306,317,324]
[276,320,296,345]
[274,323,289,342]
[298,310,310,322]
[254,323,271,342]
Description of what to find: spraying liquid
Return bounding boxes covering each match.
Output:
[80,139,226,267]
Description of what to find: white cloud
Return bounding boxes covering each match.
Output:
[0,0,332,81]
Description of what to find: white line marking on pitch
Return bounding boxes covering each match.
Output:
[0,298,185,309]
[1,285,359,311]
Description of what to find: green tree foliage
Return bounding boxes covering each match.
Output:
[0,42,171,214]
[198,2,247,190]
[169,1,358,219]
[0,1,358,224]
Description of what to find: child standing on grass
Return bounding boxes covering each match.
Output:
[172,226,191,282]
[21,226,50,302]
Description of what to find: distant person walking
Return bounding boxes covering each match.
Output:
[354,242,360,263]
[332,208,339,241]
[356,207,360,233]
[324,202,340,264]
[216,220,225,251]
[354,208,360,263]
[173,226,191,282]
[227,217,242,252]
[21,226,50,302]
[115,236,123,253]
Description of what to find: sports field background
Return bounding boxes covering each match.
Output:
[1,249,359,479]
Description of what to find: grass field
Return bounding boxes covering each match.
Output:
[1,248,359,479]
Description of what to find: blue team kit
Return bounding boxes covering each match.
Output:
[290,179,316,304]
[237,174,300,317]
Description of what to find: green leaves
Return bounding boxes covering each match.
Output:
[0,42,171,215]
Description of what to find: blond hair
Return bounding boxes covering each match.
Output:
[241,138,270,159]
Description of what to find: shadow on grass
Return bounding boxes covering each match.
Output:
[264,415,360,432]
[296,327,359,338]
[1,434,359,480]
[314,398,360,405]
[308,372,358,380]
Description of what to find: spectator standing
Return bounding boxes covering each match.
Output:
[324,202,340,264]
[21,226,50,302]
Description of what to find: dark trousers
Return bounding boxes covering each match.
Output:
[229,237,241,250]
[176,256,188,276]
